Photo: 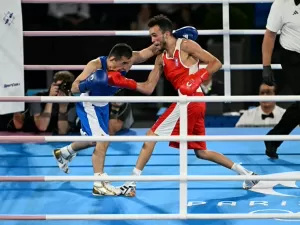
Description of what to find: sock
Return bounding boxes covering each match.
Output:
[132,167,142,176]
[94,173,103,186]
[60,145,75,159]
[231,163,251,175]
[128,168,141,186]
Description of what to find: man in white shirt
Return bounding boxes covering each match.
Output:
[236,84,285,127]
[262,0,300,159]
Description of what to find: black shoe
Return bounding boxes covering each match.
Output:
[265,147,278,159]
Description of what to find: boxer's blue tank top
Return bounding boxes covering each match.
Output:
[80,56,118,107]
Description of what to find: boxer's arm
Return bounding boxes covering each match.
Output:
[131,44,160,64]
[71,58,101,94]
[181,39,222,78]
[136,54,163,95]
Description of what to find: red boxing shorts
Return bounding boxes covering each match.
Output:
[151,92,206,150]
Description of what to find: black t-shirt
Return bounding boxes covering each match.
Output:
[23,91,77,134]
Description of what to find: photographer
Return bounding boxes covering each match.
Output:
[30,71,76,134]
[11,71,77,134]
[109,89,134,135]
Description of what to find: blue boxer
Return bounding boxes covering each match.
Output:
[76,56,116,136]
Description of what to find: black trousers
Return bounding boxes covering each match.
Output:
[265,45,300,150]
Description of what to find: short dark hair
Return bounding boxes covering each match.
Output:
[108,43,133,60]
[147,14,173,33]
[53,71,74,83]
[259,82,277,94]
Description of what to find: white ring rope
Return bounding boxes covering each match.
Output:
[24,64,282,71]
[23,30,278,36]
[0,174,300,182]
[1,213,300,220]
[1,135,300,143]
[0,95,298,103]
[21,0,275,4]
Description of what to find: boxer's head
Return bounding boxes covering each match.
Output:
[148,14,173,51]
[107,43,133,73]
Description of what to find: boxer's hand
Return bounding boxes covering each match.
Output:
[173,26,198,41]
[108,71,137,90]
[179,69,209,96]
[79,69,108,93]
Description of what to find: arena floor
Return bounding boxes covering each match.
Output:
[1,128,300,225]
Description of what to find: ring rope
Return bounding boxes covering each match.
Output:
[21,0,275,4]
[0,95,298,103]
[0,135,300,143]
[0,174,299,182]
[24,64,283,71]
[23,30,279,36]
[0,213,300,220]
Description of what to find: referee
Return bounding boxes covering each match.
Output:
[262,0,300,159]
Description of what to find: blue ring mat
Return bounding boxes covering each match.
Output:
[1,127,300,225]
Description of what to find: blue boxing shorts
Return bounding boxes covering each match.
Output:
[76,101,109,136]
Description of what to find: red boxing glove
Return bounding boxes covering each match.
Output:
[179,69,209,96]
[108,71,137,90]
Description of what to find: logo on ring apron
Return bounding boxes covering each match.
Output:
[3,11,15,26]
[248,171,300,197]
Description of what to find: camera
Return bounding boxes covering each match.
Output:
[58,81,72,96]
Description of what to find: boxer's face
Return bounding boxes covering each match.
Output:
[149,25,167,50]
[108,56,131,72]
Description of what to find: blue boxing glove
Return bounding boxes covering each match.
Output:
[173,26,198,41]
[120,70,127,76]
[79,69,108,93]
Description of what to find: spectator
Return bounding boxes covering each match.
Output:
[235,83,285,127]
[174,5,195,29]
[130,4,152,30]
[201,75,224,96]
[9,71,77,135]
[156,4,179,28]
[200,75,230,114]
[109,90,134,135]
[48,3,93,30]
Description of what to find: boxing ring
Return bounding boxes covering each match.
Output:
[2,0,300,224]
